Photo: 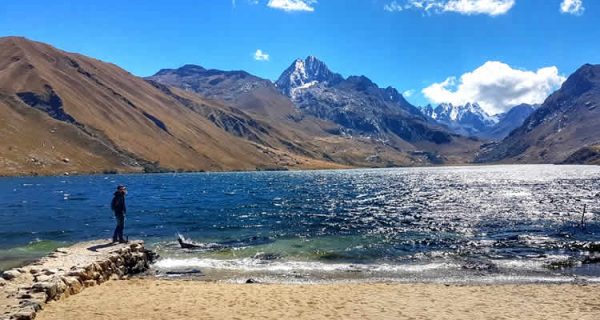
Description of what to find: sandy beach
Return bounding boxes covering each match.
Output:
[36,279,600,320]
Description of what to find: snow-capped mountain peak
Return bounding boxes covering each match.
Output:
[275,56,343,97]
[422,102,537,140]
[427,102,498,123]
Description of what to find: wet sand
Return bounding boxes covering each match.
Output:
[37,279,600,320]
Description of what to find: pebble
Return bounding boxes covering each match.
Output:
[41,268,57,275]
[1,270,21,280]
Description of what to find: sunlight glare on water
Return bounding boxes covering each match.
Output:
[1,165,599,282]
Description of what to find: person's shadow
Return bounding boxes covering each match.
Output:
[87,242,117,252]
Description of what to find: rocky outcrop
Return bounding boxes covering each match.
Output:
[0,240,156,320]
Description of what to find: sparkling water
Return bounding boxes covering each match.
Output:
[1,165,599,283]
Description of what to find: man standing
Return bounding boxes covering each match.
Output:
[111,185,127,243]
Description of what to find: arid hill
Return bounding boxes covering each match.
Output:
[0,37,345,175]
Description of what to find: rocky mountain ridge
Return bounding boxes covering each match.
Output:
[271,56,465,149]
[149,57,482,166]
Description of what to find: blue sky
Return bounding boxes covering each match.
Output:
[0,0,598,113]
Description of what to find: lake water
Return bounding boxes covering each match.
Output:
[1,165,599,283]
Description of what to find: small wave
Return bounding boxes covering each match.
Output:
[517,235,557,246]
[492,255,572,271]
[153,257,459,273]
[493,259,546,270]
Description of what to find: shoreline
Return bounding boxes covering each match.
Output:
[1,163,595,179]
[3,240,600,319]
[151,256,600,286]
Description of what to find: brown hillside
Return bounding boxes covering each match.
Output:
[0,37,344,175]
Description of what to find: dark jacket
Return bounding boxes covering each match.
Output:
[111,191,126,215]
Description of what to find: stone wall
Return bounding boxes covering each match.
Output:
[0,240,156,320]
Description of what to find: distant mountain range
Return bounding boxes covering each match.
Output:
[421,102,536,140]
[149,56,480,166]
[0,36,598,175]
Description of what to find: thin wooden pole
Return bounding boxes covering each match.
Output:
[580,204,587,229]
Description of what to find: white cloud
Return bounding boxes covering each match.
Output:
[560,0,584,15]
[422,61,566,115]
[403,89,415,97]
[267,0,316,12]
[384,0,515,16]
[384,1,405,12]
[444,0,515,15]
[254,49,270,61]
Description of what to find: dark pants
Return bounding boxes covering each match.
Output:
[113,212,125,242]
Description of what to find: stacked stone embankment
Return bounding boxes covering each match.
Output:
[0,240,156,320]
